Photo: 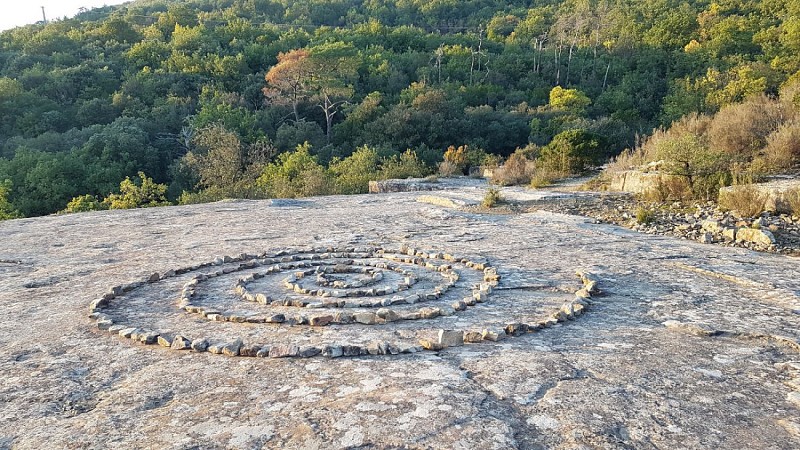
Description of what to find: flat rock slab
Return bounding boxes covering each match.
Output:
[1,179,800,449]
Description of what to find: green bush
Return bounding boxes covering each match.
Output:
[329,146,379,194]
[103,172,170,209]
[635,207,655,225]
[482,187,503,208]
[379,150,429,180]
[0,180,20,220]
[539,129,606,175]
[256,143,332,198]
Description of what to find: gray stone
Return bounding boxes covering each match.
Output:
[504,323,528,336]
[309,315,333,327]
[157,335,172,347]
[437,330,464,347]
[322,345,343,358]
[269,345,299,358]
[482,328,507,341]
[354,312,379,325]
[376,308,400,322]
[341,345,363,356]
[736,228,776,246]
[298,346,321,358]
[222,339,243,356]
[191,339,209,352]
[171,335,192,350]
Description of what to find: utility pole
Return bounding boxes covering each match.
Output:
[41,6,47,24]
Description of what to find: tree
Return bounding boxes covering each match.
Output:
[264,43,359,142]
[103,172,170,209]
[539,129,606,174]
[0,180,20,220]
[184,124,245,191]
[264,49,314,122]
[549,86,591,113]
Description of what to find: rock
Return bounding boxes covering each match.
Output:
[419,338,444,351]
[157,335,172,347]
[341,345,362,356]
[255,346,272,357]
[505,323,528,336]
[322,345,343,358]
[136,331,159,345]
[736,228,776,246]
[722,227,737,241]
[437,330,464,347]
[298,346,321,358]
[376,308,400,322]
[418,307,441,319]
[353,312,379,325]
[269,344,299,358]
[190,339,209,352]
[698,232,713,244]
[222,339,243,356]
[451,300,467,311]
[701,219,723,233]
[265,314,285,323]
[482,328,507,341]
[663,320,721,337]
[171,335,192,350]
[464,331,483,343]
[207,343,225,354]
[416,195,474,209]
[366,341,390,355]
[438,305,456,316]
[309,315,333,327]
[369,178,443,193]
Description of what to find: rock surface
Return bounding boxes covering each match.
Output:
[1,179,800,448]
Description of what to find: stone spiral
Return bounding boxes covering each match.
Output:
[88,244,599,358]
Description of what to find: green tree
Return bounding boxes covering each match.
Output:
[0,180,20,220]
[103,172,170,209]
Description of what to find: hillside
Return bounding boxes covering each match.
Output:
[1,0,799,217]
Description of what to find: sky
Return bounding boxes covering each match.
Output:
[0,1,131,31]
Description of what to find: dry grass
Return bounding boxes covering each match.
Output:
[786,188,800,216]
[718,184,768,218]
[490,152,535,186]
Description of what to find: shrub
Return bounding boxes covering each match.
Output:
[706,96,786,160]
[718,184,768,218]
[443,145,468,174]
[539,129,606,175]
[635,207,655,225]
[529,168,560,188]
[380,150,429,179]
[0,180,20,220]
[63,194,108,213]
[256,143,331,198]
[491,151,534,186]
[438,160,461,177]
[482,187,503,208]
[760,121,800,172]
[785,188,800,216]
[329,146,379,194]
[641,177,693,202]
[103,172,170,209]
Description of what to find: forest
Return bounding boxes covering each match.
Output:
[1,0,799,218]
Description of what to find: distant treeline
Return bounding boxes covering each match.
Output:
[1,0,799,217]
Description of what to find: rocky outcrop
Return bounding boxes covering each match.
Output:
[368,178,443,193]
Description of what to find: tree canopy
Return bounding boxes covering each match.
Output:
[0,0,798,217]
